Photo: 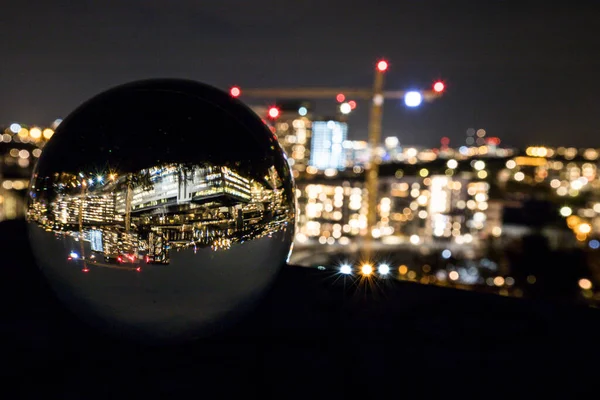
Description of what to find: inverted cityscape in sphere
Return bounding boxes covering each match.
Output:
[25,79,296,344]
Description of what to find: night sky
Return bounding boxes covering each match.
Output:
[2,0,599,148]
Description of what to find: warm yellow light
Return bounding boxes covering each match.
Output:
[578,223,592,234]
[398,265,408,275]
[361,264,373,275]
[579,278,592,290]
[18,127,30,138]
[42,128,54,139]
[30,128,43,139]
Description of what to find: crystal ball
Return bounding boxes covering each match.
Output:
[26,79,296,344]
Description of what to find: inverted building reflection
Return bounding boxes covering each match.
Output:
[28,161,292,270]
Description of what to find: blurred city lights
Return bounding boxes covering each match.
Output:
[404,91,422,107]
[28,127,40,139]
[9,123,21,133]
[268,107,280,119]
[340,264,352,274]
[433,81,445,92]
[560,206,573,217]
[579,278,593,290]
[340,102,352,114]
[230,86,241,97]
[51,119,63,129]
[410,235,420,245]
[361,264,373,275]
[376,60,388,72]
[5,61,600,309]
[42,128,54,140]
[378,264,390,275]
[29,128,42,139]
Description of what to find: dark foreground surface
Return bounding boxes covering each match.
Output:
[1,218,598,397]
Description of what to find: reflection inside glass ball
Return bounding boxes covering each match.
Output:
[26,79,295,344]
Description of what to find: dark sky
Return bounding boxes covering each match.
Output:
[2,0,600,148]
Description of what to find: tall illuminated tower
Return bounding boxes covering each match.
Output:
[309,119,348,171]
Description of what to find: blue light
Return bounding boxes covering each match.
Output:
[404,91,422,107]
[589,240,600,249]
[298,106,307,116]
[442,249,452,259]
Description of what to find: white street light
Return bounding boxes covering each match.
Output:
[340,102,352,114]
[404,91,422,107]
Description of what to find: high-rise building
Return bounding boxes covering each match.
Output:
[343,140,369,168]
[383,136,402,162]
[250,102,313,177]
[310,119,348,171]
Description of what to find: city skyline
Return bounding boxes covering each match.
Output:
[2,1,599,148]
[3,113,600,305]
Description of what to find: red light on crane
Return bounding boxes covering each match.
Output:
[348,100,357,110]
[376,60,388,72]
[230,86,241,97]
[433,81,445,93]
[336,93,345,103]
[268,107,280,119]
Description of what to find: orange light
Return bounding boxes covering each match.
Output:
[230,86,241,97]
[377,60,388,72]
[268,107,280,119]
[348,100,357,109]
[433,81,445,92]
[336,93,345,103]
[361,264,373,275]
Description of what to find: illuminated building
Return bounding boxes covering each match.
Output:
[190,166,252,203]
[114,164,252,214]
[428,176,452,238]
[310,119,348,171]
[52,194,116,225]
[383,136,402,162]
[295,179,368,244]
[250,102,313,176]
[0,123,51,222]
[343,140,369,168]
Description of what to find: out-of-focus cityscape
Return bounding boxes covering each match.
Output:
[3,74,599,306]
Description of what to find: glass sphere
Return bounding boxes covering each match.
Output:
[26,79,296,344]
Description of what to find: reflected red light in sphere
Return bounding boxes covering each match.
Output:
[348,100,357,109]
[441,136,450,145]
[230,86,241,97]
[268,107,280,119]
[433,81,445,92]
[377,60,388,72]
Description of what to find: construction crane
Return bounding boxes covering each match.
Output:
[229,60,445,261]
